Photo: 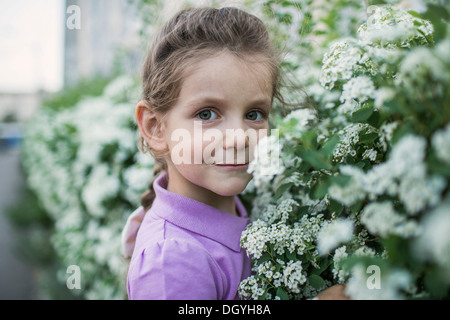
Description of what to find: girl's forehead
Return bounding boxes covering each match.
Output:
[179,52,273,101]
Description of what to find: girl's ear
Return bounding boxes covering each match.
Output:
[135,100,168,152]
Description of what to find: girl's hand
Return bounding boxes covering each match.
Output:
[316,284,349,300]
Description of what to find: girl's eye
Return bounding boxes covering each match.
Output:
[197,109,218,121]
[246,110,264,121]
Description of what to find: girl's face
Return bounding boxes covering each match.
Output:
[161,51,272,200]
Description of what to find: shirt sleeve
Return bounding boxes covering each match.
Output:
[128,238,225,300]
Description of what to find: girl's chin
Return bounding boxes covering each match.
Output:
[173,164,252,196]
[206,177,251,197]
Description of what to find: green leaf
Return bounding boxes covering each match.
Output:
[256,252,272,266]
[423,3,448,41]
[300,130,319,150]
[424,266,448,299]
[328,199,344,215]
[310,176,331,199]
[367,111,381,128]
[428,158,450,177]
[298,149,332,170]
[286,250,297,261]
[319,135,340,157]
[359,132,379,144]
[275,263,281,274]
[258,289,269,300]
[407,10,421,18]
[308,274,326,289]
[311,257,332,276]
[351,107,374,123]
[330,174,351,187]
[349,199,365,214]
[274,182,294,200]
[276,287,290,300]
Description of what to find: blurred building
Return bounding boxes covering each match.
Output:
[64,0,142,87]
[0,91,47,123]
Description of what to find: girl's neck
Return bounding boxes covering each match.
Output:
[166,165,238,216]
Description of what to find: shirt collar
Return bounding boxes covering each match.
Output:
[149,172,250,252]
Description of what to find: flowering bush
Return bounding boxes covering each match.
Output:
[240,1,450,300]
[21,75,154,299]
[20,0,449,300]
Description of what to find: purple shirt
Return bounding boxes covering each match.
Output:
[127,172,252,300]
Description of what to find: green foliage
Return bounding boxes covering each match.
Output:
[240,0,450,300]
[14,0,450,300]
[19,75,152,299]
[42,75,113,112]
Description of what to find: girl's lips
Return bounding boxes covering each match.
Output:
[214,163,249,169]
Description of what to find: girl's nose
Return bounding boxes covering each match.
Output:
[221,120,251,164]
[222,122,250,150]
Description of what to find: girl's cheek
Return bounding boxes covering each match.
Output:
[167,129,197,165]
[168,125,270,165]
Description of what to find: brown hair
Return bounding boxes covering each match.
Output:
[138,6,290,212]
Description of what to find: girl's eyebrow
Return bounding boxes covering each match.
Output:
[184,95,226,109]
[185,95,272,110]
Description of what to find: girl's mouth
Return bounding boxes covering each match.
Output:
[214,163,249,170]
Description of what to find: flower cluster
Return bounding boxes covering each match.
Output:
[357,5,434,48]
[247,134,285,188]
[239,199,327,299]
[329,134,447,215]
[21,75,154,299]
[317,218,354,255]
[338,76,376,114]
[18,0,450,300]
[240,0,450,300]
[432,123,450,164]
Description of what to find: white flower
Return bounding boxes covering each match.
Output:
[362,148,377,162]
[333,123,376,162]
[328,165,366,206]
[432,123,450,164]
[339,76,376,114]
[415,198,450,274]
[388,135,426,176]
[361,201,419,238]
[283,261,307,293]
[283,108,318,133]
[332,246,349,283]
[374,87,396,109]
[396,39,450,97]
[331,134,446,214]
[122,154,154,204]
[103,74,139,103]
[346,265,411,300]
[317,218,354,255]
[398,173,446,215]
[378,121,398,151]
[238,275,267,300]
[357,6,433,48]
[247,134,284,187]
[82,164,120,218]
[320,39,363,89]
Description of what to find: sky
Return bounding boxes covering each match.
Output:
[0,0,64,93]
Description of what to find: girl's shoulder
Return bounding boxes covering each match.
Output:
[133,214,218,265]
[136,211,205,251]
[128,234,226,299]
[128,235,224,297]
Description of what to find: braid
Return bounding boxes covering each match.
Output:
[141,159,167,212]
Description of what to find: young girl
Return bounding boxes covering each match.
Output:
[122,6,347,300]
